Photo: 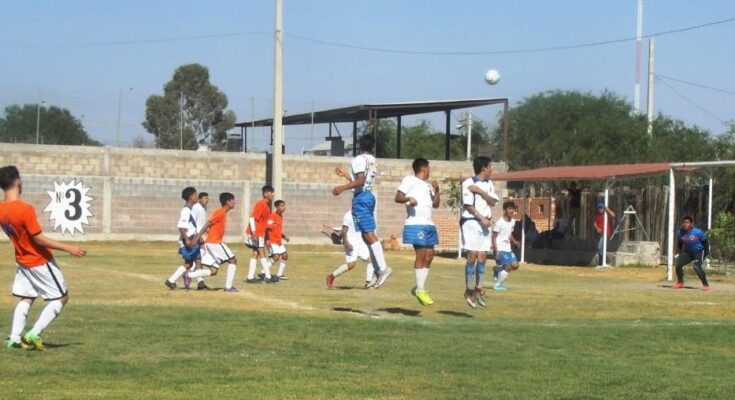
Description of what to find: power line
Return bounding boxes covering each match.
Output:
[656,74,735,96]
[47,31,269,48]
[285,17,735,56]
[656,77,726,124]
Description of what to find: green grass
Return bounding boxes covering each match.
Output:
[1,242,734,399]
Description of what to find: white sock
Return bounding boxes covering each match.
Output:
[366,263,375,282]
[225,264,236,289]
[247,259,257,280]
[187,265,197,272]
[29,300,63,337]
[497,270,509,284]
[10,301,31,342]
[415,268,429,291]
[368,242,388,272]
[197,277,204,283]
[188,269,211,279]
[332,264,350,278]
[168,266,186,283]
[260,258,272,279]
[277,261,287,277]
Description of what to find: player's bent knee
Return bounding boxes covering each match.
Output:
[60,295,69,305]
[210,267,219,276]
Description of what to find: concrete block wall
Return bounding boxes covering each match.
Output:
[0,144,507,249]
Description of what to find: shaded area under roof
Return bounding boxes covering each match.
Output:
[492,163,700,182]
[235,98,509,127]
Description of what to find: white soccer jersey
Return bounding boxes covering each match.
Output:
[342,211,364,247]
[492,216,515,252]
[191,203,207,234]
[397,175,435,226]
[461,177,498,219]
[350,154,377,194]
[177,206,198,238]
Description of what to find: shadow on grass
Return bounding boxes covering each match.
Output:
[44,342,83,349]
[332,307,382,318]
[331,286,361,291]
[435,250,462,259]
[437,310,474,318]
[376,307,421,317]
[658,284,702,290]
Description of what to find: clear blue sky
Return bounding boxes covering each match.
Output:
[2,0,733,153]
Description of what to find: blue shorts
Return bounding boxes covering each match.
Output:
[496,251,517,267]
[352,191,376,233]
[179,238,201,262]
[403,225,439,247]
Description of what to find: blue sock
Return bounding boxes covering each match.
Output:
[465,262,475,290]
[476,261,486,288]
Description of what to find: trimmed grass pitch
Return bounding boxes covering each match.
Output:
[1,242,734,399]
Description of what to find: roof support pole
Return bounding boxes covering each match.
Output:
[352,120,357,156]
[396,115,402,159]
[502,99,510,162]
[667,168,675,281]
[445,110,451,160]
[600,181,614,268]
[521,184,527,264]
[707,170,713,269]
[242,126,247,152]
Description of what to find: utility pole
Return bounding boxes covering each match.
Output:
[466,110,472,161]
[35,101,44,145]
[634,0,643,113]
[646,38,655,137]
[272,0,284,198]
[180,91,184,150]
[116,89,122,147]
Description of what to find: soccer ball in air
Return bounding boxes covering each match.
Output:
[484,69,500,85]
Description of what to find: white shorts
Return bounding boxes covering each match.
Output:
[270,243,287,256]
[345,241,370,264]
[461,219,492,252]
[201,243,235,267]
[245,236,265,249]
[12,260,68,301]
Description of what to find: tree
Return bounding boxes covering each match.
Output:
[143,64,236,150]
[0,104,100,146]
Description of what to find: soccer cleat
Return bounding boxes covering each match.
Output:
[474,288,487,307]
[165,280,177,290]
[277,275,289,281]
[493,283,508,292]
[265,276,279,284]
[5,339,29,350]
[245,278,262,284]
[672,282,685,289]
[197,281,212,291]
[182,272,192,290]
[374,267,393,289]
[258,273,266,280]
[413,288,434,306]
[224,287,240,293]
[464,290,478,309]
[23,332,44,351]
[703,285,711,291]
[365,276,378,289]
[326,274,335,289]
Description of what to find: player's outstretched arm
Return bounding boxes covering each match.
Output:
[335,166,353,182]
[333,172,365,196]
[32,233,86,257]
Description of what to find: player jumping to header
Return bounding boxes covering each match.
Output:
[267,200,290,281]
[246,185,277,283]
[197,192,239,292]
[395,158,441,306]
[460,156,499,308]
[492,201,521,292]
[332,134,392,288]
[0,165,86,350]
[166,187,204,290]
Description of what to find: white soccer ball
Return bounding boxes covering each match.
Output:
[484,69,500,85]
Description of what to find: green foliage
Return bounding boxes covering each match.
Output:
[648,115,715,162]
[709,212,735,261]
[143,64,236,150]
[442,178,463,214]
[0,104,100,146]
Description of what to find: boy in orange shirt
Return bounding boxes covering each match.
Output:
[197,192,238,292]
[0,166,86,350]
[267,200,290,280]
[245,185,276,283]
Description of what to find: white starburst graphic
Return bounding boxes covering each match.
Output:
[43,179,94,235]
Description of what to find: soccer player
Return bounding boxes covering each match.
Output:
[674,215,710,291]
[0,165,86,350]
[326,210,375,289]
[197,192,239,292]
[460,156,499,308]
[188,191,211,290]
[395,158,440,306]
[245,185,276,283]
[332,134,392,288]
[165,187,203,290]
[267,200,290,280]
[492,201,521,292]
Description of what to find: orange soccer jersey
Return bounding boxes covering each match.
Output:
[246,198,271,237]
[267,212,284,245]
[205,207,227,244]
[0,200,53,267]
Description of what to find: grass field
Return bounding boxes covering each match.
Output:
[1,242,734,399]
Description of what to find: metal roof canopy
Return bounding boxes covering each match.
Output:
[490,160,735,281]
[235,98,510,160]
